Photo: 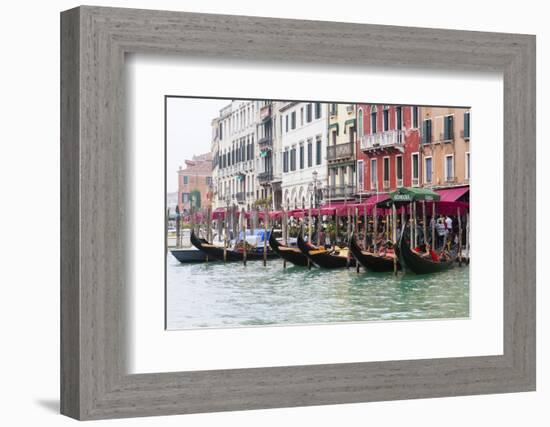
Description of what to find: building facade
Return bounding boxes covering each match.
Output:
[357,104,422,194]
[280,102,327,210]
[326,103,356,202]
[212,100,258,210]
[420,107,471,188]
[177,152,213,213]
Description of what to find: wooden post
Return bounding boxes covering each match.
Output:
[413,201,417,248]
[317,209,322,246]
[263,205,268,267]
[422,200,427,246]
[355,207,360,273]
[363,209,368,250]
[335,213,339,247]
[432,202,436,249]
[457,207,462,266]
[346,207,351,269]
[409,202,413,249]
[392,203,398,275]
[307,207,312,243]
[282,208,287,268]
[223,207,228,263]
[400,207,405,245]
[373,205,378,252]
[242,208,247,266]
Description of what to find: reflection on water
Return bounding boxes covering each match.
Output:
[166,254,469,330]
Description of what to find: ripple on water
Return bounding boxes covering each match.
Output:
[166,254,470,330]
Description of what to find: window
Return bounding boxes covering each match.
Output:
[445,155,454,181]
[307,140,313,167]
[285,114,289,132]
[383,107,389,131]
[412,153,419,186]
[291,111,296,129]
[182,192,189,203]
[332,130,337,146]
[422,119,432,144]
[464,111,470,139]
[412,106,419,128]
[306,103,312,122]
[299,144,304,169]
[300,107,304,126]
[370,106,377,133]
[330,103,337,115]
[424,157,432,184]
[183,175,188,185]
[383,157,390,183]
[315,102,321,119]
[219,123,223,140]
[466,152,471,180]
[370,159,377,189]
[357,160,364,191]
[396,155,403,186]
[396,106,403,130]
[205,176,212,185]
[283,150,289,173]
[316,136,322,165]
[357,108,364,137]
[443,115,454,141]
[290,146,296,171]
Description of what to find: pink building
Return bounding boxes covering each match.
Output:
[177,152,213,214]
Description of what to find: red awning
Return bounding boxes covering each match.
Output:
[436,186,469,202]
[211,208,225,220]
[364,193,390,205]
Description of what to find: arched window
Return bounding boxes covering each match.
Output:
[357,108,364,137]
[370,105,377,134]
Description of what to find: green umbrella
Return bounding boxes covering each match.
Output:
[389,187,440,202]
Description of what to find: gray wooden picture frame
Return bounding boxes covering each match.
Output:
[60,5,536,421]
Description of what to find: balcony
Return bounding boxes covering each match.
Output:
[257,171,273,184]
[258,135,272,148]
[327,184,356,200]
[327,142,354,161]
[360,130,404,152]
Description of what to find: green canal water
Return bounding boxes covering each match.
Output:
[166,254,470,330]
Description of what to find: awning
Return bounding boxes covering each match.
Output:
[436,186,469,202]
[211,208,225,220]
[389,187,440,203]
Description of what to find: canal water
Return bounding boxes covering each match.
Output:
[166,253,470,330]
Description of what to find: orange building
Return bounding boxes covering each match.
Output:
[420,107,470,188]
[177,152,213,214]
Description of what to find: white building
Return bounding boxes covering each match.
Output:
[212,100,258,210]
[279,102,328,209]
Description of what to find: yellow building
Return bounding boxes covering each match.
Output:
[420,107,470,188]
[326,103,356,201]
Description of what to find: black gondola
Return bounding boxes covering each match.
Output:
[396,231,456,274]
[349,234,400,272]
[297,231,356,269]
[190,230,278,262]
[268,230,309,267]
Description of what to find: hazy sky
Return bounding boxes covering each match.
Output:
[166,97,228,193]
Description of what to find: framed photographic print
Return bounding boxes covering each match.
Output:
[61,6,536,420]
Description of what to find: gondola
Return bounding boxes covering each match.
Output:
[396,231,457,274]
[349,234,400,272]
[297,231,356,269]
[190,230,278,262]
[268,230,309,267]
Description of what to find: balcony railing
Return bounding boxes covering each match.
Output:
[258,136,272,147]
[383,180,390,190]
[327,184,356,199]
[327,142,354,161]
[257,171,273,183]
[360,130,404,151]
